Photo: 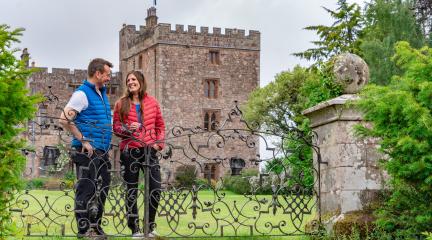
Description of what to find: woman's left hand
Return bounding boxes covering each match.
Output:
[152,145,162,151]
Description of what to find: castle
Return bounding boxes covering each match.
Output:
[25,7,261,181]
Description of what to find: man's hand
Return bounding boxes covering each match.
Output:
[81,141,93,157]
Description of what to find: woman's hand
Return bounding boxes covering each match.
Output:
[152,144,162,151]
[128,122,141,131]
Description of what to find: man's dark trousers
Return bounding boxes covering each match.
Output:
[72,147,111,235]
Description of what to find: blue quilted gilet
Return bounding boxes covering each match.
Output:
[71,80,112,151]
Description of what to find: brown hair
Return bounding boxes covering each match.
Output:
[87,58,113,77]
[117,70,147,123]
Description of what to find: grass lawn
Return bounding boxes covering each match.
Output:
[9,189,316,239]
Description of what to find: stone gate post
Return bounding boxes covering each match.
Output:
[302,53,386,232]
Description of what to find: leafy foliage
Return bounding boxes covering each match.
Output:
[0,24,40,237]
[223,169,271,195]
[244,65,342,192]
[361,0,426,85]
[355,41,432,237]
[293,0,363,65]
[175,165,197,188]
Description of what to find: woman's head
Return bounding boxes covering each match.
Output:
[125,70,147,98]
[117,70,147,122]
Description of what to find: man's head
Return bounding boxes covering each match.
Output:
[87,58,113,87]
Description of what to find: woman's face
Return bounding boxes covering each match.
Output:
[126,73,141,94]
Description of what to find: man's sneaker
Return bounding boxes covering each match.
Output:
[93,227,106,236]
[148,230,159,238]
[77,232,90,239]
[87,228,107,240]
[132,231,144,239]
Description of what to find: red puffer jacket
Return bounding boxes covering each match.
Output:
[113,94,165,150]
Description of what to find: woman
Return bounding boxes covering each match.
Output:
[113,70,165,236]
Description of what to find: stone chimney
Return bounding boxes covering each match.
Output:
[146,7,158,28]
[20,48,30,67]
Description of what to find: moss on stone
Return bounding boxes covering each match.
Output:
[332,210,375,238]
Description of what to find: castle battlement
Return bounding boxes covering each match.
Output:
[30,67,120,79]
[121,23,260,40]
[31,67,86,76]
[159,23,259,39]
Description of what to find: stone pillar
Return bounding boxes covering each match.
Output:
[302,53,386,231]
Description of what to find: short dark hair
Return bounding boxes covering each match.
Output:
[87,58,113,77]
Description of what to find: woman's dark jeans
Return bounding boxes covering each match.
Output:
[120,146,161,233]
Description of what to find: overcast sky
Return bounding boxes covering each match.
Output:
[1,0,364,87]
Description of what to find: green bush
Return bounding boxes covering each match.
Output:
[25,178,46,189]
[175,165,197,188]
[0,25,41,237]
[356,41,432,237]
[194,178,212,189]
[223,169,272,195]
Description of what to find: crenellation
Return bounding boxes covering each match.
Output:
[73,69,87,76]
[248,30,260,38]
[200,26,209,34]
[157,23,171,34]
[139,25,146,33]
[34,67,48,73]
[237,29,246,37]
[52,68,71,75]
[212,27,221,35]
[175,24,184,33]
[187,25,196,34]
[225,28,233,36]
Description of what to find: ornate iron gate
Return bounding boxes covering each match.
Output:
[9,90,322,238]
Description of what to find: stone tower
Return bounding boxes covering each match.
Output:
[119,7,261,180]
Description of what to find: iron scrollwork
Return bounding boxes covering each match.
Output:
[8,89,322,238]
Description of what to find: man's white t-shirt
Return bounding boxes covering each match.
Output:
[65,91,88,113]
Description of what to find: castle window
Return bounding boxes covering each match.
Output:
[203,79,218,99]
[204,163,217,180]
[68,83,80,91]
[209,50,220,64]
[107,86,117,95]
[42,146,60,167]
[38,104,48,125]
[138,55,143,69]
[106,84,119,95]
[203,109,220,131]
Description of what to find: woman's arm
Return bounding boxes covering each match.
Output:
[113,101,132,138]
[154,102,166,149]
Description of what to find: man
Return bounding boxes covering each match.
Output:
[59,58,113,238]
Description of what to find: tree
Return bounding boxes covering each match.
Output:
[360,0,426,85]
[0,25,40,237]
[243,66,342,191]
[355,41,432,238]
[414,0,432,37]
[293,0,363,65]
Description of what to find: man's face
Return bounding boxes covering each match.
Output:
[96,65,111,85]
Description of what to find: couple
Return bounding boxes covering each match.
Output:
[59,58,164,238]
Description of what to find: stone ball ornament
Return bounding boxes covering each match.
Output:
[333,53,369,94]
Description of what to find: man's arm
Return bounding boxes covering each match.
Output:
[59,107,93,157]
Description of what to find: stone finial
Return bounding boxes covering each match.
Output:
[333,53,369,94]
[21,48,30,67]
